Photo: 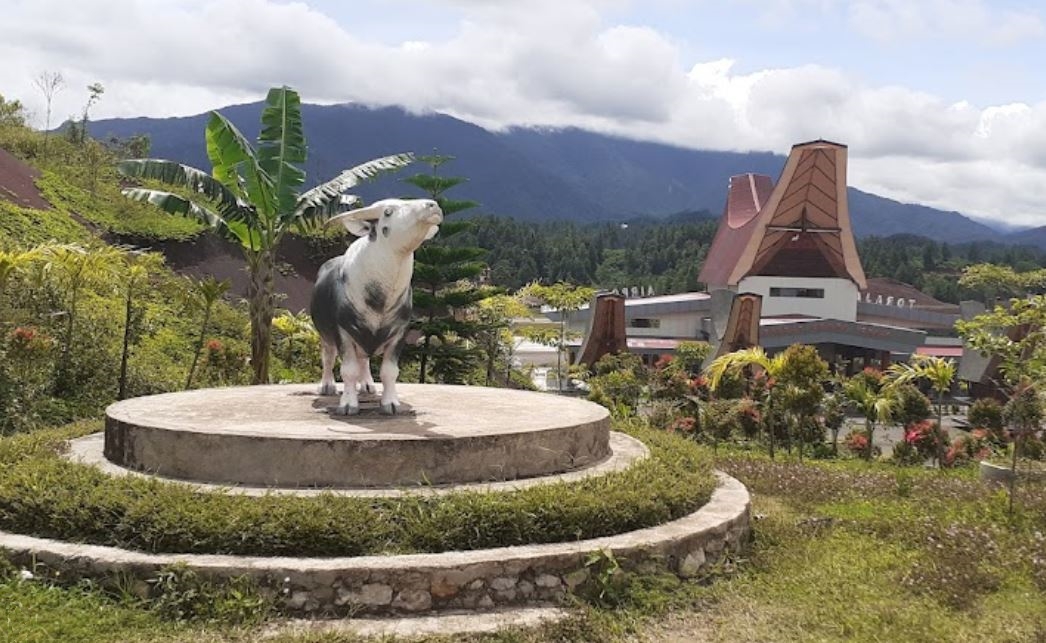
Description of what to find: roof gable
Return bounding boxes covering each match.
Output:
[729,140,867,289]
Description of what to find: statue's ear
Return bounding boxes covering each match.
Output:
[425,225,439,240]
[328,203,383,237]
[344,220,374,238]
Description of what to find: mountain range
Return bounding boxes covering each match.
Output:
[88,102,1015,245]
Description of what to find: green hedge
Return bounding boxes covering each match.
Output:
[0,419,715,557]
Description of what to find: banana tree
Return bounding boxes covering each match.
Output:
[118,86,413,384]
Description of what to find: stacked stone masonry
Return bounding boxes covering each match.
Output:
[0,472,750,616]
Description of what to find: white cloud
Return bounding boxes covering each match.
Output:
[1,0,1045,226]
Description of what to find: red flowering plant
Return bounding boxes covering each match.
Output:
[905,419,949,462]
[736,397,762,439]
[1,327,56,434]
[669,415,698,435]
[201,339,249,386]
[6,326,54,356]
[844,430,869,455]
[649,356,690,400]
[943,429,995,467]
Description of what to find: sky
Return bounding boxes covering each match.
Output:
[2,0,1046,228]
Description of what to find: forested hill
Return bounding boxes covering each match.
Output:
[450,216,1046,303]
[87,101,1004,243]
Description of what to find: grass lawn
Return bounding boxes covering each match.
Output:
[2,447,1044,642]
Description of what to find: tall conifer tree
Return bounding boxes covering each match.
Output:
[404,155,499,383]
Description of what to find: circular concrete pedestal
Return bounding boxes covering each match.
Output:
[104,384,610,488]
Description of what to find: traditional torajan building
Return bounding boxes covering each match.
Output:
[562,140,961,371]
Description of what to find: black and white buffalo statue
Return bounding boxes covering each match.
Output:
[310,198,443,415]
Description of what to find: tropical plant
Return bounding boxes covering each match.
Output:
[184,276,231,389]
[0,248,38,319]
[774,344,830,460]
[886,355,956,467]
[521,281,596,392]
[117,251,165,399]
[842,375,896,461]
[118,86,413,383]
[1002,378,1044,513]
[40,243,122,395]
[706,346,788,459]
[474,293,530,386]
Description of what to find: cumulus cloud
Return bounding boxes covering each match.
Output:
[1,0,1045,226]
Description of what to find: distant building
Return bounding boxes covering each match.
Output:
[556,140,961,371]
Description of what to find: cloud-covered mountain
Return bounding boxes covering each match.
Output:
[88,102,1005,244]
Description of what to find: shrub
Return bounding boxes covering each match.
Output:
[944,429,994,467]
[0,420,716,557]
[968,397,1005,432]
[904,420,948,462]
[844,430,869,456]
[890,439,923,466]
[892,383,932,427]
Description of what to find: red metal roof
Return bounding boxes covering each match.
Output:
[697,173,774,288]
[626,338,681,350]
[915,346,964,358]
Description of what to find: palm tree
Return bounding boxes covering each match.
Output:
[42,244,123,395]
[184,276,231,390]
[706,346,788,459]
[118,86,412,384]
[117,251,165,399]
[886,355,956,467]
[842,376,895,461]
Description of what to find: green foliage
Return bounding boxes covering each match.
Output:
[587,352,646,418]
[118,86,412,384]
[957,294,1046,385]
[0,198,89,245]
[0,419,715,557]
[891,382,933,427]
[148,564,269,625]
[401,155,498,384]
[674,340,711,375]
[967,397,1005,431]
[450,214,717,293]
[0,242,253,432]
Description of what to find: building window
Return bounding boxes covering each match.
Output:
[629,318,661,329]
[769,287,825,298]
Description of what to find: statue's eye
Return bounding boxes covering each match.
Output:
[384,208,393,217]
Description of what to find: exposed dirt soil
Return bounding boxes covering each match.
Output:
[135,234,328,311]
[0,148,51,209]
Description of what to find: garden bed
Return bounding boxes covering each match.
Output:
[0,419,716,558]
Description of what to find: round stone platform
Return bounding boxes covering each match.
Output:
[104,384,611,488]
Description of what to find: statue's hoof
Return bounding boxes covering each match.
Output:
[380,403,398,415]
[318,383,338,396]
[362,383,377,394]
[334,404,360,416]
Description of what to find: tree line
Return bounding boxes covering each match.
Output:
[446,216,1046,303]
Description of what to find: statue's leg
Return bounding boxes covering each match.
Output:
[335,340,362,415]
[379,343,401,415]
[318,340,338,396]
[360,358,377,394]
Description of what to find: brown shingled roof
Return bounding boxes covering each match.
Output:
[698,140,867,290]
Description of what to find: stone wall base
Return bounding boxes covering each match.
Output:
[0,472,750,616]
